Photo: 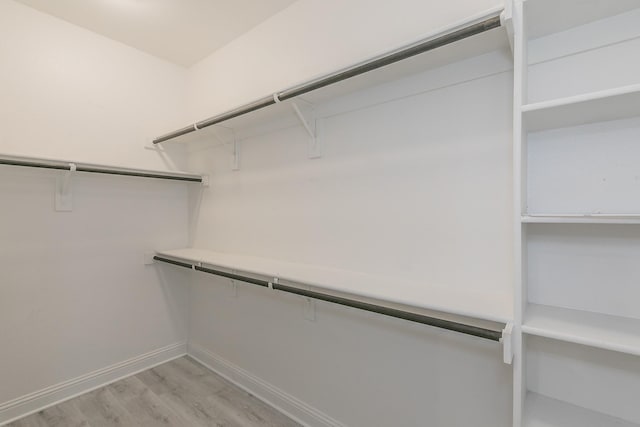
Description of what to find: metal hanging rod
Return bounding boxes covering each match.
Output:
[0,155,203,183]
[153,255,504,342]
[153,13,503,144]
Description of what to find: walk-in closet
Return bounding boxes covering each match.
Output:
[1,1,638,426]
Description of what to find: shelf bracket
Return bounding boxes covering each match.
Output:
[232,140,240,171]
[230,271,239,297]
[303,298,316,321]
[55,163,75,212]
[143,253,155,265]
[209,126,239,171]
[501,322,514,365]
[214,127,239,171]
[501,4,514,53]
[291,101,322,159]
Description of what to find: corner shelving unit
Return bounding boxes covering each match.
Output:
[514,1,640,426]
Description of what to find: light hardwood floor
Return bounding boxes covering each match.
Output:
[7,356,301,427]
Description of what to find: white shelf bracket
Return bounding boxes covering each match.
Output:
[55,163,75,212]
[230,272,239,297]
[219,128,239,171]
[291,101,322,159]
[143,253,155,265]
[207,125,238,171]
[303,298,316,321]
[501,4,514,53]
[501,322,514,365]
[232,140,240,171]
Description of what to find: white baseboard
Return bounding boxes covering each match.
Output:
[0,342,187,426]
[188,342,346,427]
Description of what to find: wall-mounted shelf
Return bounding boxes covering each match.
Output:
[154,249,514,351]
[522,84,640,132]
[525,0,640,39]
[523,304,640,357]
[155,248,512,326]
[522,214,640,224]
[524,392,639,427]
[152,9,508,144]
[0,153,203,183]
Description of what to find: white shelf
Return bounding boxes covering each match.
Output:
[155,15,508,144]
[155,248,512,324]
[524,392,639,427]
[0,152,202,182]
[525,0,640,39]
[523,304,640,357]
[522,214,640,224]
[522,84,640,132]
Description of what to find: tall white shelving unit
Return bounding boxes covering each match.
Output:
[513,1,640,426]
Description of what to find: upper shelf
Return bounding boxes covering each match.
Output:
[525,0,640,39]
[0,153,202,183]
[155,248,512,325]
[523,304,640,357]
[522,83,640,132]
[153,8,508,144]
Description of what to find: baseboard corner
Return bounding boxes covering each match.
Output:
[0,341,187,426]
[187,342,346,427]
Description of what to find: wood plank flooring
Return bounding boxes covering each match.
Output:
[7,356,300,427]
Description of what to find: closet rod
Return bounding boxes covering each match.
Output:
[153,255,503,342]
[0,157,203,183]
[153,13,502,144]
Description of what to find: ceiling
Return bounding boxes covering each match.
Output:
[14,0,298,67]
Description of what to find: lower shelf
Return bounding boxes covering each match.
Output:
[524,392,639,427]
[523,304,640,356]
[155,248,512,324]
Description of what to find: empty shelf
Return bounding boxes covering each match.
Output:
[523,304,640,356]
[155,248,512,324]
[522,84,640,132]
[524,392,639,427]
[522,214,640,224]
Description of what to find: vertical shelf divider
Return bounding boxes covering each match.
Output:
[511,1,527,426]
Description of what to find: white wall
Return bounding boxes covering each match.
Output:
[0,0,189,171]
[187,0,503,123]
[187,59,514,427]
[0,1,191,422]
[189,53,515,313]
[0,168,190,409]
[185,1,512,425]
[190,275,512,427]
